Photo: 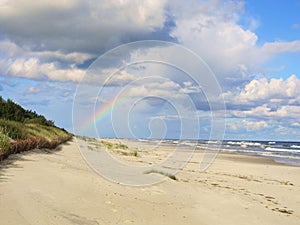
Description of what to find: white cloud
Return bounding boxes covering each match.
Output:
[0,39,25,57]
[179,81,202,94]
[223,75,300,105]
[0,0,168,82]
[291,122,300,127]
[231,119,269,131]
[104,70,136,86]
[223,75,300,137]
[43,65,85,82]
[1,0,300,87]
[169,1,300,91]
[262,40,300,54]
[4,57,85,82]
[27,86,41,94]
[127,80,183,99]
[0,39,90,82]
[169,0,264,85]
[232,104,300,120]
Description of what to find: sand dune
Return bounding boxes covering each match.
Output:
[0,139,299,225]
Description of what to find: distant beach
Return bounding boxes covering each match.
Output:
[152,139,300,167]
[0,138,299,225]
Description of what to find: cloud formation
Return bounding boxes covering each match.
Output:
[0,0,168,53]
[223,75,300,106]
[223,75,300,139]
[0,0,300,139]
[2,56,85,82]
[262,41,300,54]
[229,119,269,131]
[1,0,299,86]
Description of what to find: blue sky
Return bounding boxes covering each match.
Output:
[244,0,300,43]
[0,0,299,141]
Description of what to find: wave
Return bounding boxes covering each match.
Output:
[291,145,300,149]
[227,141,262,147]
[265,147,300,153]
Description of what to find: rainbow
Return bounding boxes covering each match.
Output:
[79,96,128,133]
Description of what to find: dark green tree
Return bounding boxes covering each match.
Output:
[0,96,55,127]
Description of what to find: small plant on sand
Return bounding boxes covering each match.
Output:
[120,150,139,157]
[118,143,128,150]
[101,140,129,150]
[144,169,177,181]
[101,140,114,149]
[0,128,10,152]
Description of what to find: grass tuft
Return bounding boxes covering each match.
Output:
[100,140,138,157]
[101,140,129,150]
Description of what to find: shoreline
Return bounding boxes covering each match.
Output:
[103,138,299,167]
[0,138,299,225]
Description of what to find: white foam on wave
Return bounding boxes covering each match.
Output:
[291,145,300,149]
[227,141,262,148]
[206,140,222,144]
[265,147,300,153]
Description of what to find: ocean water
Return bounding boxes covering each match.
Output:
[145,139,300,167]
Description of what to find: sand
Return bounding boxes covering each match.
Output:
[0,138,299,225]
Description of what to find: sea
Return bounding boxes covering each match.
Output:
[139,139,300,167]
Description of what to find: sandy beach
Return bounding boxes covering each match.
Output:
[0,138,299,225]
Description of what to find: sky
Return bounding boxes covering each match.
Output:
[0,0,300,141]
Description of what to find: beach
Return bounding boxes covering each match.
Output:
[0,138,299,225]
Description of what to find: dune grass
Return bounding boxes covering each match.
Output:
[100,140,139,157]
[0,128,10,152]
[0,119,27,140]
[101,140,129,150]
[24,123,68,141]
[0,119,69,141]
[0,119,72,160]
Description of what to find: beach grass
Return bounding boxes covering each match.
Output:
[100,140,139,157]
[0,119,68,141]
[0,119,72,160]
[101,140,128,150]
[0,128,10,152]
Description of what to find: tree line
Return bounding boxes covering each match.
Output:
[0,96,55,127]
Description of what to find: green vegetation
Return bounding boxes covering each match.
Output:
[0,96,54,126]
[0,127,10,152]
[77,136,95,142]
[0,119,69,142]
[101,140,129,150]
[0,96,72,160]
[100,140,138,157]
[119,150,138,157]
[144,169,177,180]
[0,119,27,140]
